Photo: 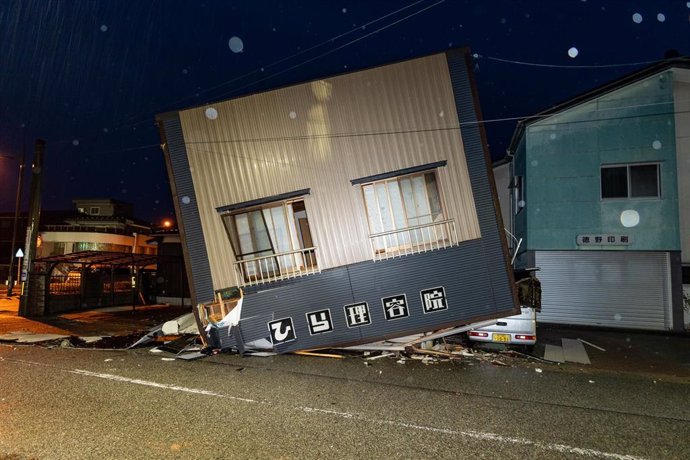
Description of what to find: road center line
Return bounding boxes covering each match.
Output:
[71,368,646,460]
[69,369,259,403]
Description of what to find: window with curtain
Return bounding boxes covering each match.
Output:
[222,199,314,280]
[362,171,445,251]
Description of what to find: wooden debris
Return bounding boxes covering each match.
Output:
[365,352,396,361]
[293,350,344,359]
[408,346,458,358]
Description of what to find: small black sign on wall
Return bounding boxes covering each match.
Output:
[306,309,333,335]
[268,317,296,345]
[382,294,409,320]
[420,287,447,313]
[344,302,371,328]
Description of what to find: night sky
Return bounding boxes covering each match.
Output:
[0,0,687,225]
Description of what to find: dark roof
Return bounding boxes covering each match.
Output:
[34,250,179,267]
[507,56,690,155]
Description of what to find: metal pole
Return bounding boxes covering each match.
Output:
[18,139,45,317]
[6,146,25,297]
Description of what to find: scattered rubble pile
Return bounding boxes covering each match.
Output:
[0,310,542,368]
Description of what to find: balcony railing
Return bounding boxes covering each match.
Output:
[234,247,319,287]
[369,219,458,261]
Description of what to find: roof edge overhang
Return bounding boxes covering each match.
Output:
[506,56,690,156]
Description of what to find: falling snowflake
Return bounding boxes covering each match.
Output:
[342,7,347,13]
[632,13,643,24]
[657,13,666,22]
[100,25,108,32]
[652,140,662,150]
[205,107,218,120]
[568,47,579,58]
[72,139,79,146]
[181,196,191,204]
[228,36,244,53]
[289,111,297,119]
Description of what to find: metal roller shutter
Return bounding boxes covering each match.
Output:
[535,251,671,331]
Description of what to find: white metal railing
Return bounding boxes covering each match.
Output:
[234,247,319,287]
[369,220,458,261]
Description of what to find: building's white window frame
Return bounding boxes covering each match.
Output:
[600,162,661,200]
[89,206,101,215]
[359,168,458,258]
[221,197,317,285]
[360,169,447,236]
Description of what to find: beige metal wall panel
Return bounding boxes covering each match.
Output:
[178,53,480,290]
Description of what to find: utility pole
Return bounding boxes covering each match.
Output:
[18,140,45,317]
[7,145,26,297]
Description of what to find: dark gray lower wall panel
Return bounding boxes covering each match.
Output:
[161,115,215,304]
[211,241,516,352]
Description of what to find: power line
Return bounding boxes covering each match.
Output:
[209,0,447,102]
[70,100,688,158]
[116,0,442,133]
[180,109,686,149]
[46,0,445,152]
[475,54,664,69]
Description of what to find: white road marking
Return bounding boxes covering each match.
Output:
[69,369,258,403]
[70,368,646,460]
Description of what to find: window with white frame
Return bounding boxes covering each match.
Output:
[601,163,660,199]
[362,171,447,253]
[221,199,315,281]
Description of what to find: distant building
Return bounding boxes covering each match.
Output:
[504,57,690,331]
[38,198,156,259]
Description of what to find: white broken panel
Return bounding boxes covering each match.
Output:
[561,338,591,365]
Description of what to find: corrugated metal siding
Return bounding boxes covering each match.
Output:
[161,116,215,303]
[177,53,480,290]
[445,49,517,315]
[535,251,671,330]
[223,242,517,353]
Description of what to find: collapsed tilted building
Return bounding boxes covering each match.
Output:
[157,48,518,353]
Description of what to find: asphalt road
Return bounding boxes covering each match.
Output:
[0,345,688,460]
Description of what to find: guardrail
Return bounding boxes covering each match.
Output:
[369,219,458,261]
[234,247,319,287]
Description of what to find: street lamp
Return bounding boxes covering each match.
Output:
[1,149,26,297]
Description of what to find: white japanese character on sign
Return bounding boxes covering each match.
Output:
[306,309,333,335]
[382,295,409,320]
[420,287,447,313]
[268,317,296,345]
[344,302,371,328]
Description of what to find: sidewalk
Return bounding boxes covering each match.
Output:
[0,295,190,340]
[536,323,690,380]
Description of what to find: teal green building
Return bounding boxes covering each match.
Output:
[505,58,690,332]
